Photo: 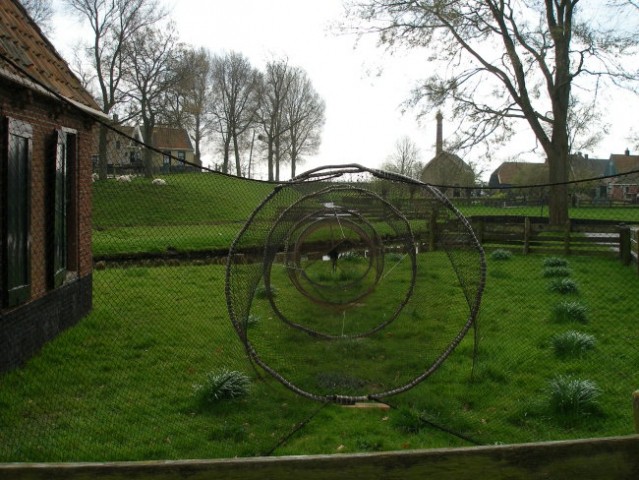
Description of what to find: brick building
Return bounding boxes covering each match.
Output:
[0,0,103,371]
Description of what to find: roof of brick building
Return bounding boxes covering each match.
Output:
[0,0,100,112]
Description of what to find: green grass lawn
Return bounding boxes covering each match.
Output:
[1,253,637,461]
[91,175,638,257]
[92,173,275,256]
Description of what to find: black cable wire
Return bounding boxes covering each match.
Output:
[262,401,330,456]
[376,399,483,446]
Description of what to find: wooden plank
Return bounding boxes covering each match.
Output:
[1,436,638,480]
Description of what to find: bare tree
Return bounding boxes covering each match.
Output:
[258,59,296,181]
[20,0,54,34]
[123,23,184,177]
[284,68,326,178]
[348,1,639,224]
[382,136,423,179]
[160,47,214,168]
[209,51,261,176]
[62,0,166,178]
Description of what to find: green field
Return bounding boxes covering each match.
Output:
[1,172,637,462]
[1,253,637,461]
[91,173,638,257]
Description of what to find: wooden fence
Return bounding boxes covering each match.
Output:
[2,393,638,479]
[468,216,638,262]
[1,435,638,479]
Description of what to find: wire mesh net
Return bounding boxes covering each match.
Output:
[226,165,485,404]
[1,53,639,462]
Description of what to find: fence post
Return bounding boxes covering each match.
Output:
[429,210,437,252]
[523,217,531,255]
[564,219,571,256]
[476,217,485,244]
[634,390,639,433]
[619,224,631,266]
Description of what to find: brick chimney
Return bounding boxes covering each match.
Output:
[436,111,443,156]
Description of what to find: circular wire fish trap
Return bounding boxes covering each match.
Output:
[226,164,486,404]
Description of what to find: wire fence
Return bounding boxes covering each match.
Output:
[1,59,639,462]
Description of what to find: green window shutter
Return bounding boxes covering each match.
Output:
[49,130,68,288]
[3,118,32,308]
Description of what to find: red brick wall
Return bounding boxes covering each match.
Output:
[0,78,96,304]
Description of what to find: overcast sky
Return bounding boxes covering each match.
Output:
[50,0,639,180]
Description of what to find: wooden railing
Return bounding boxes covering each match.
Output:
[1,435,638,479]
[468,216,635,260]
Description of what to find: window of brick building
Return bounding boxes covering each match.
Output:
[49,128,78,288]
[2,118,32,308]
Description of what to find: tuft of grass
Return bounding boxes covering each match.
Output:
[390,407,426,434]
[385,252,404,262]
[254,285,278,299]
[542,266,571,278]
[246,314,260,328]
[552,300,588,323]
[551,331,596,358]
[543,257,568,268]
[490,249,513,261]
[547,375,600,416]
[340,251,363,262]
[549,278,579,294]
[194,369,251,405]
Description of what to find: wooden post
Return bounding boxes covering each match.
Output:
[429,210,437,252]
[476,217,485,244]
[523,217,531,255]
[564,219,571,256]
[634,390,639,434]
[619,224,631,266]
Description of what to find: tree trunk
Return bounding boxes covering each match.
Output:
[267,140,274,181]
[222,135,231,174]
[142,123,155,178]
[547,150,569,225]
[275,135,281,182]
[232,133,241,176]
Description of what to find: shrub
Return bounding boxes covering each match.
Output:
[490,249,513,261]
[544,257,568,268]
[194,369,251,404]
[552,300,588,323]
[549,278,579,294]
[548,375,600,416]
[542,266,571,278]
[551,331,596,358]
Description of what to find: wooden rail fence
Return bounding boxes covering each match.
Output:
[468,216,638,262]
[1,435,638,479]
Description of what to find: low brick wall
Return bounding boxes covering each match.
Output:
[0,274,92,373]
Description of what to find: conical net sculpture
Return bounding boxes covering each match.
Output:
[226,164,486,404]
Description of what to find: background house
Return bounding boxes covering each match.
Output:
[420,112,475,197]
[152,126,197,173]
[605,150,639,202]
[0,0,102,372]
[489,151,639,204]
[95,124,197,175]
